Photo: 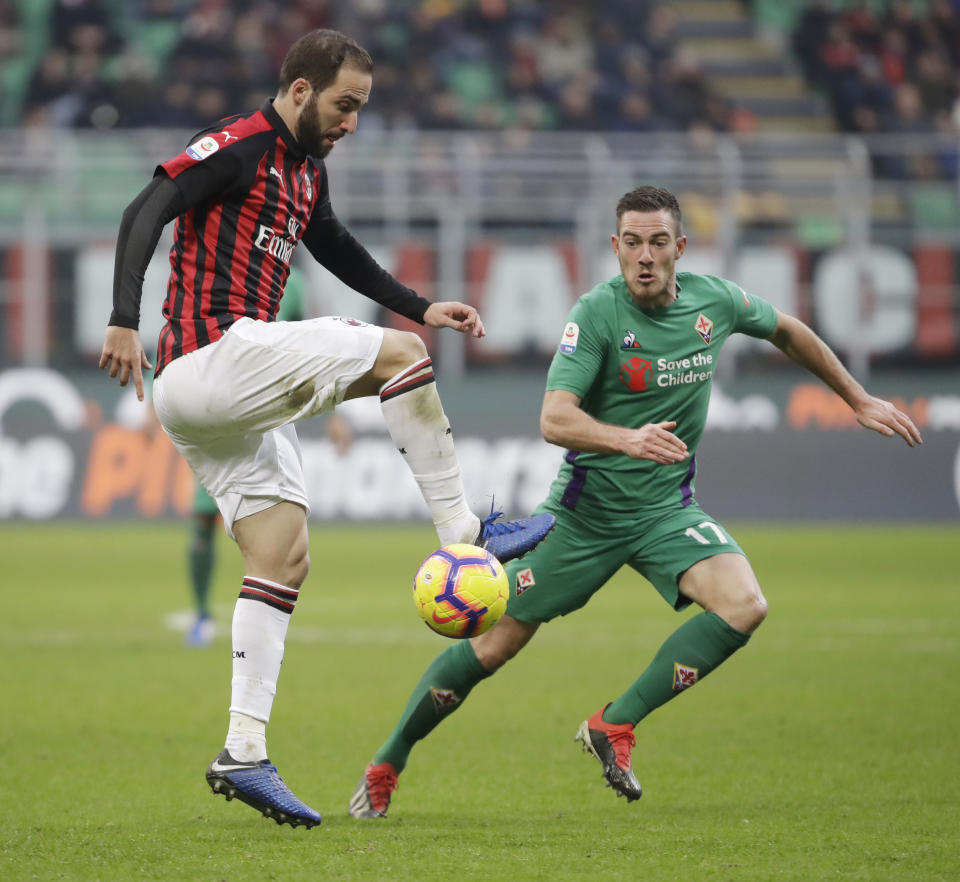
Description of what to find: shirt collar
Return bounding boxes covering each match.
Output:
[618,274,683,313]
[260,98,306,159]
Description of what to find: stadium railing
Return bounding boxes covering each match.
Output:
[0,128,957,378]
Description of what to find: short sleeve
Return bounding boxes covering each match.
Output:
[545,297,605,399]
[728,282,779,339]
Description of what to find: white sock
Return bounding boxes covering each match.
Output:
[224,577,300,762]
[224,712,267,763]
[379,358,480,546]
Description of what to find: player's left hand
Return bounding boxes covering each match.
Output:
[853,395,923,447]
[424,301,486,338]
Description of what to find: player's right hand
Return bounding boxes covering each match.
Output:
[99,326,153,401]
[621,420,689,465]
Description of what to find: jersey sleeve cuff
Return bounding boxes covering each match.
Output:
[108,311,140,329]
[412,296,431,324]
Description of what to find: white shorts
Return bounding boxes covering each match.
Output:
[153,316,383,538]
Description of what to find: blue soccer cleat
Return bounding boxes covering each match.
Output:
[476,502,555,564]
[206,750,322,829]
[184,615,215,648]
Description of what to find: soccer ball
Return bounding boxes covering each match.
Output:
[412,543,508,639]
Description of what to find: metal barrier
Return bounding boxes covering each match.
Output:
[0,128,958,377]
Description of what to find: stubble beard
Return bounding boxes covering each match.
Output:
[297,98,332,158]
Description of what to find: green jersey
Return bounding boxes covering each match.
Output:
[544,271,778,515]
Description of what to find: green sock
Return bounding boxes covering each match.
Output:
[188,517,216,619]
[603,611,750,726]
[372,639,491,772]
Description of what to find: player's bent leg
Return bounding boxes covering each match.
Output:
[207,501,320,828]
[344,330,556,559]
[678,552,768,634]
[343,327,428,399]
[346,329,481,545]
[470,613,539,671]
[580,556,763,803]
[349,618,539,819]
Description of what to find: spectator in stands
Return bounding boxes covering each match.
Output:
[792,1,835,86]
[8,0,740,136]
[878,27,909,87]
[50,0,121,56]
[913,48,956,116]
[555,73,600,130]
[885,0,926,57]
[656,51,731,134]
[21,44,115,129]
[889,81,936,135]
[613,91,660,133]
[535,11,594,90]
[849,55,895,127]
[929,0,960,66]
[20,49,73,127]
[791,0,960,179]
[0,0,21,63]
[843,1,882,55]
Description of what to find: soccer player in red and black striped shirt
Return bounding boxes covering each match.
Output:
[99,30,554,829]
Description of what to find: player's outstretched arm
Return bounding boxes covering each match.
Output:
[423,301,486,338]
[99,326,153,401]
[540,389,689,464]
[767,311,922,447]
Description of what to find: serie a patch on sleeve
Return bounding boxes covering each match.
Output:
[186,136,220,161]
[559,321,579,353]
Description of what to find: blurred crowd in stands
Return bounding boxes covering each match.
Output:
[793,0,960,177]
[2,0,735,135]
[2,1,959,171]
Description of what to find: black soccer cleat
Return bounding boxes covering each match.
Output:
[574,704,642,802]
[206,749,322,828]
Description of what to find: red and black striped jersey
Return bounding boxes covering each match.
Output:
[133,99,429,375]
[155,100,318,374]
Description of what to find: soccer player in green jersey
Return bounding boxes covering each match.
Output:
[348,185,923,817]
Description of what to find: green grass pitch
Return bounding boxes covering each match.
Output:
[2,521,958,881]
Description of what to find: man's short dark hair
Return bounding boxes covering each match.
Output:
[616,186,683,235]
[279,29,373,95]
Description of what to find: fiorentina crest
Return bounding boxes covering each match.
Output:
[515,567,536,595]
[430,686,462,713]
[672,663,699,691]
[694,313,713,345]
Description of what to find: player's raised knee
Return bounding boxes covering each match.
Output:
[384,328,428,367]
[365,329,430,391]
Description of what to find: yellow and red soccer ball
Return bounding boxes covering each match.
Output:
[412,543,508,638]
